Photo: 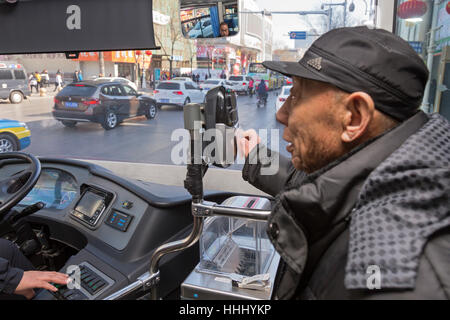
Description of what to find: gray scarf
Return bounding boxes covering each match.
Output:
[345,113,450,289]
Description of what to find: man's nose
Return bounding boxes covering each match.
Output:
[276,98,290,126]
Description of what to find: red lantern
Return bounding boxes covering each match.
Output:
[397,0,427,19]
[447,1,450,15]
[145,50,152,56]
[135,50,142,55]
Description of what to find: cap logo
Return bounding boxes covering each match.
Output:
[307,57,322,71]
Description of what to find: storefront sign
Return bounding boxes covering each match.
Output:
[75,51,137,63]
[111,51,136,63]
[171,55,184,61]
[197,45,225,58]
[77,52,99,61]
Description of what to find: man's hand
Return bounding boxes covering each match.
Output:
[14,271,69,300]
[236,129,261,158]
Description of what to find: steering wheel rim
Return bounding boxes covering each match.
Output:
[0,152,41,218]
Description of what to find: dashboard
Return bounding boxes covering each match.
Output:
[0,157,233,300]
[19,168,78,210]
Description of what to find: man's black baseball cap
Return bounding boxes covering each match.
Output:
[263,26,429,121]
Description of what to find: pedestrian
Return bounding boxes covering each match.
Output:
[41,70,50,88]
[54,71,63,92]
[73,70,79,83]
[29,73,38,93]
[34,71,42,90]
[238,26,450,300]
[77,70,83,82]
[248,77,254,96]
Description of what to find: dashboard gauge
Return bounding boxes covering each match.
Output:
[19,168,78,210]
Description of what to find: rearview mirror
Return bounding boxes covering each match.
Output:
[179,0,239,39]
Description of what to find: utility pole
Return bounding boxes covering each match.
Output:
[344,0,348,27]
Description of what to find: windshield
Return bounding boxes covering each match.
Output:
[204,80,220,85]
[156,82,181,90]
[0,0,383,169]
[58,84,97,97]
[283,87,292,95]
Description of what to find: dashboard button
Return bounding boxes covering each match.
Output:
[105,210,132,232]
[121,201,133,209]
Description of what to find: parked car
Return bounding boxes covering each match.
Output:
[172,77,192,82]
[0,119,31,152]
[0,62,31,104]
[275,85,292,112]
[199,79,234,92]
[52,80,157,130]
[154,80,204,108]
[228,75,252,95]
[92,77,138,91]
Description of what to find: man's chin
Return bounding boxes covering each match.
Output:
[291,157,304,171]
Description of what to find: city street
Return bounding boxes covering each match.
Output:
[0,90,290,167]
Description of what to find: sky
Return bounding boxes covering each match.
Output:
[253,0,371,49]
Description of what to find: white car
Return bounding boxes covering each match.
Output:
[199,79,234,92]
[228,75,252,95]
[172,77,192,82]
[275,85,292,112]
[154,80,204,108]
[93,77,138,91]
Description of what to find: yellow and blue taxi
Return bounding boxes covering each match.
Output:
[0,119,31,153]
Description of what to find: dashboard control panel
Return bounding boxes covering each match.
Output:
[49,262,115,300]
[105,210,133,232]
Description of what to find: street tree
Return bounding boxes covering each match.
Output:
[154,15,183,78]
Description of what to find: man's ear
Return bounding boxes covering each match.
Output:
[341,92,375,143]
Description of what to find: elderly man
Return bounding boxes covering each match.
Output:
[240,26,450,299]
